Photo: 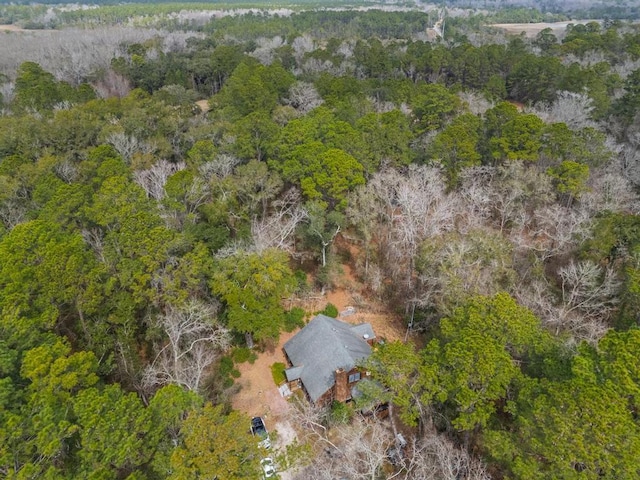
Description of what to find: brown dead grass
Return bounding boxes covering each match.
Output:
[195,99,210,113]
[0,25,28,32]
[230,331,295,422]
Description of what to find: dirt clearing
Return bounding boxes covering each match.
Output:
[195,99,210,113]
[490,20,600,38]
[231,330,296,421]
[230,247,406,426]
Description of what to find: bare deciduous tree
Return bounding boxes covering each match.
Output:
[347,184,385,284]
[290,404,491,480]
[142,300,230,393]
[106,131,157,164]
[292,418,392,480]
[512,204,591,261]
[251,188,308,253]
[181,175,210,214]
[292,34,316,62]
[337,40,355,59]
[611,58,640,80]
[368,166,457,298]
[298,58,350,77]
[0,27,199,87]
[54,159,78,183]
[81,227,107,264]
[458,166,495,231]
[287,396,335,451]
[305,206,342,270]
[133,160,186,201]
[531,90,597,129]
[160,174,210,230]
[417,229,515,317]
[334,421,393,480]
[560,51,608,68]
[199,154,240,181]
[516,259,620,343]
[405,432,492,480]
[557,260,620,338]
[0,81,15,106]
[460,162,554,235]
[93,69,132,99]
[286,81,324,115]
[582,169,640,215]
[458,90,494,116]
[367,95,397,114]
[249,36,286,65]
[514,278,558,325]
[0,200,27,230]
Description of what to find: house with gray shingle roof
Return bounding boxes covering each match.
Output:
[283,314,376,404]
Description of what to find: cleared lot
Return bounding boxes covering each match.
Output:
[490,20,600,38]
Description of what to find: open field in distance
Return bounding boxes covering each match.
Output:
[490,19,601,37]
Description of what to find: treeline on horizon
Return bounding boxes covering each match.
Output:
[2,0,640,28]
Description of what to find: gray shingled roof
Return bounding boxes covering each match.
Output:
[350,323,375,340]
[283,314,375,402]
[285,365,303,381]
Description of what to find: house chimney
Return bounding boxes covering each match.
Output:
[334,368,350,402]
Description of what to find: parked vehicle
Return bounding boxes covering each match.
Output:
[251,416,271,449]
[261,457,276,478]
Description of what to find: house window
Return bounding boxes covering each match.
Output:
[348,372,361,383]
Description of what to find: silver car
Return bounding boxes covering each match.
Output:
[261,457,276,478]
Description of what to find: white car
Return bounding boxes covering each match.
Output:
[261,457,276,478]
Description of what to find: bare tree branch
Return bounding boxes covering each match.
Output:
[199,154,240,181]
[405,432,492,480]
[286,81,324,115]
[133,160,186,201]
[106,131,158,164]
[142,300,230,393]
[251,188,308,253]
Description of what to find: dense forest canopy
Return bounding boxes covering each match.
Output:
[2,2,640,479]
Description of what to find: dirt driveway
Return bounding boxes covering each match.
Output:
[231,330,295,422]
[229,252,409,480]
